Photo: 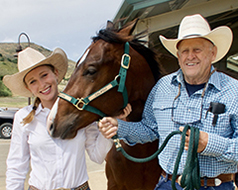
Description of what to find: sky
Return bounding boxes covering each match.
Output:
[0,0,124,62]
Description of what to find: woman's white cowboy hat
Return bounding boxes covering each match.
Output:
[3,47,68,97]
[159,14,233,64]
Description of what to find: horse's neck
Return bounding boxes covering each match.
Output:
[127,100,144,121]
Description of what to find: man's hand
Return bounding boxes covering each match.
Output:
[98,104,132,139]
[179,127,208,153]
[98,117,118,139]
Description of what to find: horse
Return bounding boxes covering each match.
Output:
[47,19,178,190]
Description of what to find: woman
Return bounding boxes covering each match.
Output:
[3,47,130,190]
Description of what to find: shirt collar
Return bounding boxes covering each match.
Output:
[171,69,183,86]
[34,103,50,116]
[171,66,221,91]
[208,66,221,91]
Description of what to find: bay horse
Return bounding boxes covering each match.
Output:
[48,19,178,190]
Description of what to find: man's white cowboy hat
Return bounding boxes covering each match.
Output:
[159,14,233,64]
[3,47,68,97]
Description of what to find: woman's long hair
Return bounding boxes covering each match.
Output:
[21,97,41,125]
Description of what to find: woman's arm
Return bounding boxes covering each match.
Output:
[6,111,30,190]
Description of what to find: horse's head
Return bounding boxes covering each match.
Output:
[47,19,163,139]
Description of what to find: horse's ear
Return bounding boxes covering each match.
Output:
[119,18,139,36]
[106,20,114,29]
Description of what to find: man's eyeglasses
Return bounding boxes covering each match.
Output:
[171,70,215,125]
[170,69,215,126]
[171,84,204,125]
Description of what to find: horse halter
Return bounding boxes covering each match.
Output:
[58,42,131,118]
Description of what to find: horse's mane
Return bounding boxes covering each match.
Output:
[92,22,164,81]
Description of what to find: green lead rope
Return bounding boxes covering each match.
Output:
[112,125,201,190]
[112,130,182,163]
[171,125,201,190]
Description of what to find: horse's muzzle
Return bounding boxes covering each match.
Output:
[47,98,59,136]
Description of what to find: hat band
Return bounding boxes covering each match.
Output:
[182,34,202,39]
[177,34,214,48]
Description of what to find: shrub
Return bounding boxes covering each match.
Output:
[0,80,12,97]
[12,59,17,64]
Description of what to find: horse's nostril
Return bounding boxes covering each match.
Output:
[50,124,54,131]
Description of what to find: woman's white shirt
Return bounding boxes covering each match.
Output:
[6,104,113,190]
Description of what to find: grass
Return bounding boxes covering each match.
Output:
[0,83,66,109]
[0,96,33,108]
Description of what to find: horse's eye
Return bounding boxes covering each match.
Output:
[83,67,97,76]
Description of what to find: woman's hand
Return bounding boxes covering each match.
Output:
[116,103,132,121]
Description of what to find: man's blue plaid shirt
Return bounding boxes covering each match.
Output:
[118,67,238,177]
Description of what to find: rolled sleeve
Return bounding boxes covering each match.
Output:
[201,133,227,157]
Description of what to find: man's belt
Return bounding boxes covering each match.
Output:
[29,181,89,190]
[161,170,233,187]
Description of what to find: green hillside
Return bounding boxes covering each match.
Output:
[0,42,75,96]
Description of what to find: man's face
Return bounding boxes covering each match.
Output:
[177,38,217,84]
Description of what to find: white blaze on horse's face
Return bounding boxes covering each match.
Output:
[47,98,59,135]
[77,48,90,67]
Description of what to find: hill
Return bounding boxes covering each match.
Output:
[0,43,76,96]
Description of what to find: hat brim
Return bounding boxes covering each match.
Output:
[159,26,233,64]
[3,48,68,97]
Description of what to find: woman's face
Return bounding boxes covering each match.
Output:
[24,65,59,108]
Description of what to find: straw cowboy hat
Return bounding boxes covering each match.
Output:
[3,47,68,97]
[159,14,233,63]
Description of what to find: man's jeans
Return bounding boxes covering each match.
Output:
[154,175,235,190]
[28,187,90,190]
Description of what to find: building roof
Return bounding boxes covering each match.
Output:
[114,0,238,53]
[113,0,238,78]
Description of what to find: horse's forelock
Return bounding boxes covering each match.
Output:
[92,29,130,44]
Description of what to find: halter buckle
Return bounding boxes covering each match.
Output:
[121,54,131,69]
[113,138,122,149]
[74,98,87,110]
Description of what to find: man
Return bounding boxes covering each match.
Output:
[99,14,238,189]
